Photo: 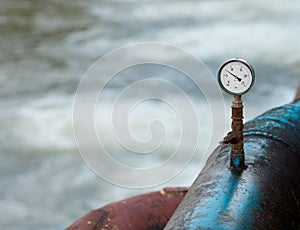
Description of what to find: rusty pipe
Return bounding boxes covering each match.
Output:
[165,99,300,229]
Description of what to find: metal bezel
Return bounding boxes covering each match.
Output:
[217,58,255,95]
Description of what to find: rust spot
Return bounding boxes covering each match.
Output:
[96,211,108,228]
[160,187,189,196]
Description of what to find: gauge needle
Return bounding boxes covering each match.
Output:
[226,70,242,82]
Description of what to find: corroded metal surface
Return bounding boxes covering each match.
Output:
[224,95,246,172]
[165,100,300,229]
[65,187,188,230]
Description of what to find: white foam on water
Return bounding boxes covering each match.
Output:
[6,95,75,151]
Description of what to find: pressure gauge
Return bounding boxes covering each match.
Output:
[218,58,255,95]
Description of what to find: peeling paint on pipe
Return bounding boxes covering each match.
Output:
[165,100,300,230]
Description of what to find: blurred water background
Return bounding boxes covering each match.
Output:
[0,0,299,229]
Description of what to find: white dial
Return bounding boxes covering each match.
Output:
[218,59,255,95]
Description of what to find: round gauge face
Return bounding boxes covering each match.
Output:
[218,59,255,95]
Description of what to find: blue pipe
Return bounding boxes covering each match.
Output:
[165,100,300,229]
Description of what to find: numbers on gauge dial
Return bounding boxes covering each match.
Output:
[220,62,252,94]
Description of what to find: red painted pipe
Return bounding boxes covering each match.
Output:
[65,187,188,230]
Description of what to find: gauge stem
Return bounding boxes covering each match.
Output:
[230,95,246,173]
